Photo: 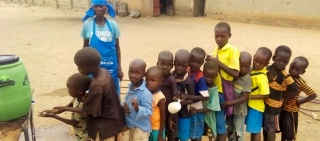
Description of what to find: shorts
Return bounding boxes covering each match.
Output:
[166,113,178,138]
[149,129,165,141]
[245,107,263,133]
[226,115,246,138]
[216,93,226,134]
[128,127,150,141]
[280,110,298,140]
[263,113,279,132]
[178,117,191,141]
[190,113,204,139]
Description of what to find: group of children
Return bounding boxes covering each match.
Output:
[40,21,317,141]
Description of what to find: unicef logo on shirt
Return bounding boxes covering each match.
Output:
[101,57,114,65]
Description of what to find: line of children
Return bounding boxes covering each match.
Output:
[40,21,317,141]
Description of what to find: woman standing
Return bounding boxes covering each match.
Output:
[81,0,123,94]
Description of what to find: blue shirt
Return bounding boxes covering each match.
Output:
[123,80,153,133]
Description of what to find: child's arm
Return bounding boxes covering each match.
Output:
[169,77,180,99]
[157,98,166,141]
[222,91,249,109]
[182,95,209,101]
[53,106,82,114]
[207,54,239,78]
[249,94,269,100]
[283,77,299,105]
[180,77,197,105]
[132,95,153,119]
[41,113,78,126]
[190,107,210,115]
[296,79,317,106]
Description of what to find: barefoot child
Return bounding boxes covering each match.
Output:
[122,59,153,141]
[172,49,195,141]
[157,51,180,141]
[40,73,91,141]
[146,66,166,141]
[224,51,252,141]
[245,47,272,141]
[74,47,125,140]
[280,56,317,141]
[264,46,299,141]
[184,47,209,141]
[191,60,221,141]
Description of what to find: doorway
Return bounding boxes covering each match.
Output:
[194,0,205,17]
[158,0,174,16]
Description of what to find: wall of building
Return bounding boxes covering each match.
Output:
[205,0,320,29]
[174,0,193,16]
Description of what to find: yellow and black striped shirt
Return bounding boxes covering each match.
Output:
[284,77,315,112]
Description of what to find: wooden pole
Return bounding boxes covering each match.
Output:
[55,0,59,8]
[70,0,73,9]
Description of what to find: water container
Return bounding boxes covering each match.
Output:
[0,55,32,122]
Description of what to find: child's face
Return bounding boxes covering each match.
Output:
[289,60,306,78]
[240,58,251,75]
[67,86,83,101]
[128,65,145,85]
[157,58,173,76]
[77,65,93,76]
[174,58,189,75]
[146,71,162,93]
[190,53,205,72]
[215,27,230,48]
[253,53,269,71]
[273,51,291,70]
[204,69,218,86]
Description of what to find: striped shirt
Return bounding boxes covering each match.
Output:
[284,77,315,112]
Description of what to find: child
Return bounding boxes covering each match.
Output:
[122,59,153,141]
[224,51,252,141]
[280,56,317,141]
[191,60,221,141]
[207,21,240,141]
[157,51,180,141]
[264,45,299,141]
[183,47,209,141]
[74,47,125,140]
[40,73,91,141]
[146,66,166,141]
[245,47,272,141]
[172,49,195,141]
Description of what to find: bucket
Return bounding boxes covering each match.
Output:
[0,55,32,122]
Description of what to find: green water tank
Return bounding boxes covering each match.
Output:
[0,55,32,122]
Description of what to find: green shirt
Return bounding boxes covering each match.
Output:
[203,86,220,136]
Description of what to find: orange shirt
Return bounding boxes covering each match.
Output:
[150,91,166,130]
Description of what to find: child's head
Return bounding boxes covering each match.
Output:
[66,73,91,101]
[215,22,231,48]
[157,51,174,76]
[190,47,206,72]
[289,56,309,78]
[129,59,147,85]
[272,45,292,70]
[203,60,219,86]
[74,47,101,76]
[174,49,191,75]
[146,66,163,93]
[239,51,252,76]
[253,47,272,71]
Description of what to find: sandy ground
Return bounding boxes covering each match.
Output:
[1,1,320,141]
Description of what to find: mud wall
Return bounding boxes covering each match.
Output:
[174,0,193,16]
[205,0,320,29]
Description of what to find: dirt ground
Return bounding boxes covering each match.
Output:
[1,1,320,141]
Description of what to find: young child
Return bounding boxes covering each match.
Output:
[264,45,299,141]
[224,51,252,141]
[191,60,221,141]
[207,21,240,141]
[74,47,125,140]
[245,47,272,141]
[172,49,195,141]
[145,66,166,141]
[157,51,180,141]
[122,59,153,141]
[280,56,317,141]
[40,73,91,141]
[183,47,209,141]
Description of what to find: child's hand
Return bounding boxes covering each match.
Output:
[131,97,139,112]
[122,103,130,115]
[206,55,217,62]
[118,69,124,81]
[157,136,165,141]
[221,101,230,109]
[189,107,198,116]
[180,94,188,101]
[38,109,56,117]
[169,120,176,132]
[52,106,66,114]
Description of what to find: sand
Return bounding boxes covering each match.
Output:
[1,1,320,140]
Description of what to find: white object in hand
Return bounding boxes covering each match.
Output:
[168,99,181,114]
